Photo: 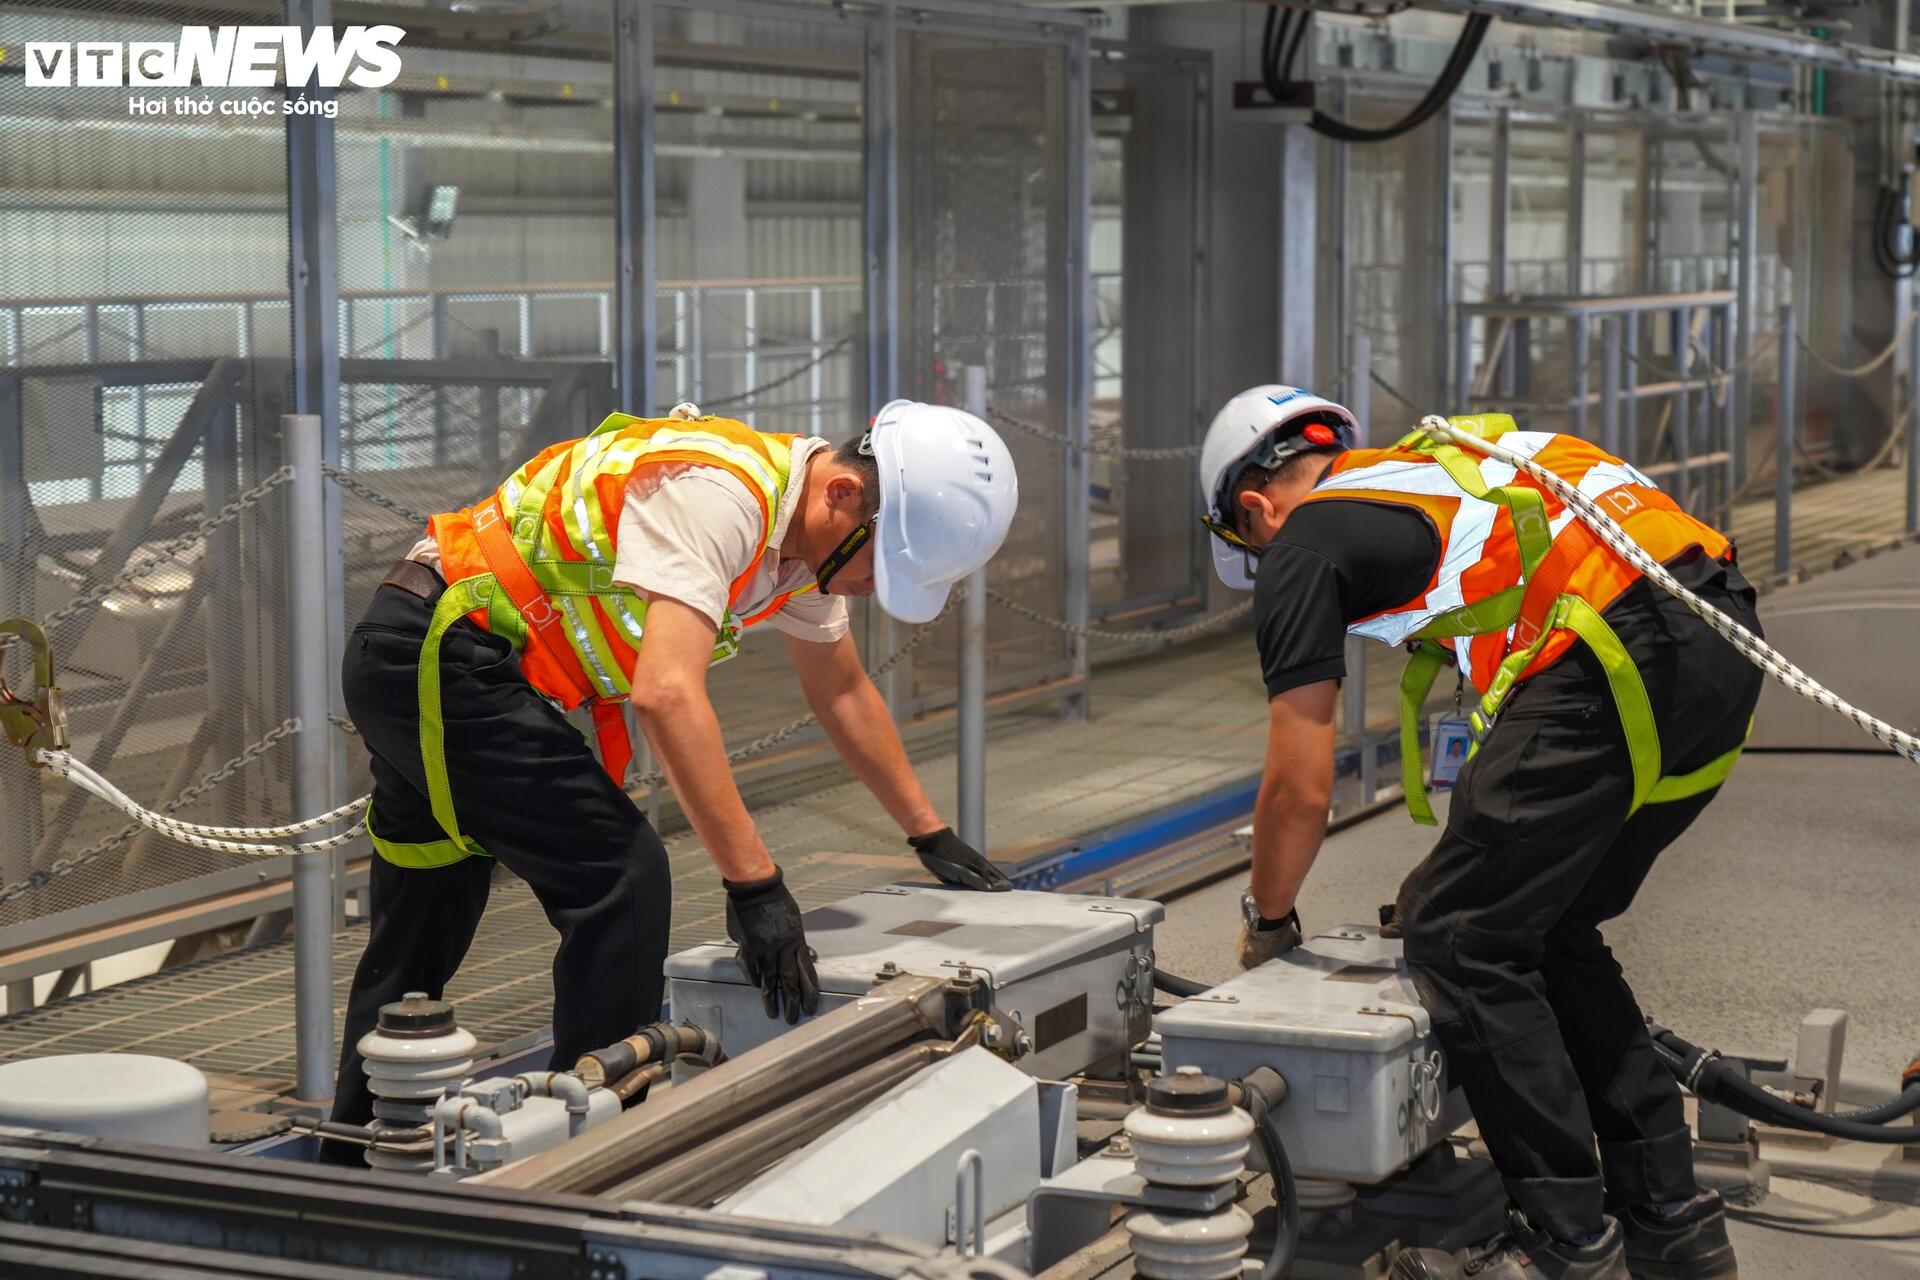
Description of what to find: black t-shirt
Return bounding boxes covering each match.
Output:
[1253,498,1439,698]
[1252,489,1744,700]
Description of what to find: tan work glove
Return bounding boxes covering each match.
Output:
[667,401,703,420]
[1237,891,1302,969]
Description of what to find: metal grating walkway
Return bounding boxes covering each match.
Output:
[0,633,1294,1093]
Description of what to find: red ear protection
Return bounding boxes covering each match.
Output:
[1301,423,1338,446]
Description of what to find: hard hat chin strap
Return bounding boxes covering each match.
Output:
[815,516,876,594]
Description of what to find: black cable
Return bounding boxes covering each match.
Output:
[1280,6,1310,91]
[1650,1023,1920,1145]
[1306,16,1491,145]
[1152,968,1213,998]
[1242,1082,1299,1279]
[1875,185,1918,280]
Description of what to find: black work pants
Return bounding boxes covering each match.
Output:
[329,579,672,1131]
[1397,565,1763,1242]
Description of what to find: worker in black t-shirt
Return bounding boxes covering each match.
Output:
[1198,386,1758,1280]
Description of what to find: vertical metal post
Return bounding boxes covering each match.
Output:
[285,0,341,1103]
[1908,307,1919,535]
[1601,314,1621,455]
[809,285,825,437]
[1570,313,1591,440]
[613,0,657,413]
[429,294,448,463]
[1776,305,1795,578]
[958,367,989,850]
[1490,108,1511,302]
[743,289,759,413]
[1345,334,1373,802]
[1623,309,1640,461]
[285,414,335,1104]
[1672,307,1692,510]
[1716,302,1735,527]
[1062,28,1092,719]
[1734,112,1758,490]
[863,1,902,714]
[1330,78,1350,400]
[1455,317,1473,415]
[1276,119,1318,382]
[1566,116,1587,295]
[130,303,148,461]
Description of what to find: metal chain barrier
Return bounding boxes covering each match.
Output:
[703,334,856,409]
[0,466,294,657]
[324,464,434,526]
[985,406,1206,461]
[1420,415,1920,766]
[0,720,309,905]
[985,589,1253,643]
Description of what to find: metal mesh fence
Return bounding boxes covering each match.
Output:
[0,1,1132,975]
[893,28,1075,706]
[0,2,303,940]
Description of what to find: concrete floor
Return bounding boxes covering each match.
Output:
[1153,750,1920,1278]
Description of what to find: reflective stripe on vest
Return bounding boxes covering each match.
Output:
[1310,431,1728,693]
[1328,421,1743,828]
[384,414,806,868]
[427,414,803,710]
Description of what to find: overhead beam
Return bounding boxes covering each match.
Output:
[1412,0,1920,83]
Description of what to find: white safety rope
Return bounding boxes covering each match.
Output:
[1418,415,1920,766]
[31,745,367,856]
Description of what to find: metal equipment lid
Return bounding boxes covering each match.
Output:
[1154,926,1432,1052]
[664,884,1163,995]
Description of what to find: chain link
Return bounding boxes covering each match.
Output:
[324,464,434,527]
[0,720,308,905]
[985,406,1206,461]
[985,590,1253,643]
[1,466,294,658]
[702,334,856,409]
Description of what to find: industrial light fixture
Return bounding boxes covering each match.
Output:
[387,183,460,255]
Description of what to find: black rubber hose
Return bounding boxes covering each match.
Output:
[1238,1071,1299,1280]
[1308,16,1491,145]
[1650,1024,1920,1144]
[1152,968,1213,998]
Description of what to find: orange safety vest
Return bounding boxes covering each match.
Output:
[379,413,815,867]
[1306,429,1728,692]
[1309,418,1742,826]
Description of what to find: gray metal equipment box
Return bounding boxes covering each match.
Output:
[665,885,1163,1081]
[1155,925,1468,1186]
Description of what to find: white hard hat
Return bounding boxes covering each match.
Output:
[867,400,1020,623]
[1199,386,1359,590]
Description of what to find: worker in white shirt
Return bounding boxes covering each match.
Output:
[325,400,1020,1139]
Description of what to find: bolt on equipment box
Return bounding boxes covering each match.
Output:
[665,884,1164,1081]
[1154,925,1467,1185]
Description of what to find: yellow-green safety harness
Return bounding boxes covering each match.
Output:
[1390,417,1746,826]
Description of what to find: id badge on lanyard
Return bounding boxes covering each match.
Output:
[1430,714,1471,789]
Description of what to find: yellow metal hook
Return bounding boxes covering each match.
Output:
[0,618,68,762]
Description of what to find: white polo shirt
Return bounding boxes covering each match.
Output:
[406,435,851,644]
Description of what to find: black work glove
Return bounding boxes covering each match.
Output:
[908,827,1012,892]
[1378,901,1405,939]
[1236,893,1302,970]
[724,867,821,1025]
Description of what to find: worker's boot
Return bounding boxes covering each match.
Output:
[1618,1191,1738,1279]
[1390,1210,1630,1280]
